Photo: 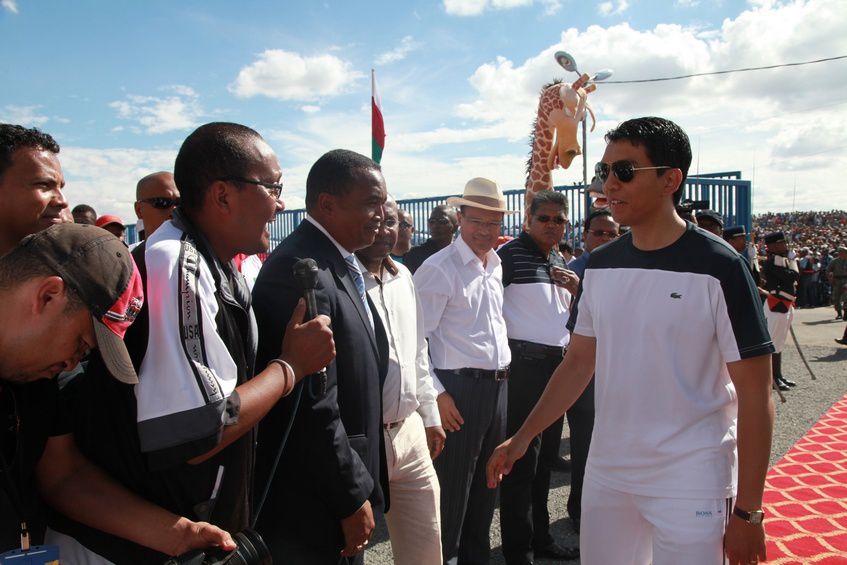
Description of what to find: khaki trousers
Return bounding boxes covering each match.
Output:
[383,411,443,565]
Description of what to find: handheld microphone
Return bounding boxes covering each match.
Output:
[293,258,328,396]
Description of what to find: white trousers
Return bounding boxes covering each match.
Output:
[765,304,794,353]
[580,477,730,565]
[383,411,442,565]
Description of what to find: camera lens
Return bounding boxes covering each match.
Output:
[224,529,272,565]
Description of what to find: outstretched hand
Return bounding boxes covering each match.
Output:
[280,298,335,380]
[486,436,529,489]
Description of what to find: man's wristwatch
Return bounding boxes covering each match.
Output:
[733,506,765,524]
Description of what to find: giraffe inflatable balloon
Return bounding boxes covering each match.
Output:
[525,73,597,210]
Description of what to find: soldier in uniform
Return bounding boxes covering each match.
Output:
[761,231,799,391]
[826,246,847,320]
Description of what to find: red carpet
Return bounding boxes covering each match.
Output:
[764,394,847,564]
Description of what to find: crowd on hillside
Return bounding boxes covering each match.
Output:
[752,210,847,309]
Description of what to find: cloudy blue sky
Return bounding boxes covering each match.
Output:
[2,0,845,222]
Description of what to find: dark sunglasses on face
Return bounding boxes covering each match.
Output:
[589,229,619,238]
[534,214,567,225]
[595,161,671,183]
[219,176,283,200]
[139,197,180,209]
[429,217,451,225]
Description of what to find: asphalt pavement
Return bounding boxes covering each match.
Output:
[366,306,847,564]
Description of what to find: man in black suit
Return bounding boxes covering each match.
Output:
[252,149,389,564]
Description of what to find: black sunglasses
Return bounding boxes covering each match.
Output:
[595,161,671,183]
[139,197,180,210]
[534,214,567,225]
[219,176,283,200]
[429,217,452,225]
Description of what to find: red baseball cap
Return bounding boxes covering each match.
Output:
[96,214,125,229]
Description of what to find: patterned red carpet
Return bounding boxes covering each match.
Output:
[764,394,847,564]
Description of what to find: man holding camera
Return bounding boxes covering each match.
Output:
[0,224,237,560]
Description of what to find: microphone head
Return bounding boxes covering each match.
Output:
[293,258,319,289]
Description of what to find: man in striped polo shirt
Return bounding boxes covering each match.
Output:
[497,190,580,564]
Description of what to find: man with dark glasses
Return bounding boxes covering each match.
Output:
[497,190,580,564]
[489,117,774,565]
[48,123,334,563]
[133,171,180,241]
[404,205,458,274]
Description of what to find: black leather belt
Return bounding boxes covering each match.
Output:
[509,339,565,360]
[384,419,405,430]
[448,367,510,381]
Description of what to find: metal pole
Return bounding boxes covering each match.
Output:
[582,114,590,215]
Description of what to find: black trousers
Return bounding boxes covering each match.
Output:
[565,377,594,525]
[499,349,564,563]
[434,369,507,565]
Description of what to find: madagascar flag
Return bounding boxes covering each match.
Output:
[371,69,385,164]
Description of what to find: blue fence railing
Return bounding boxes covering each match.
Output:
[126,173,752,249]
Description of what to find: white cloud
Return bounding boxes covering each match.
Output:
[60,146,177,221]
[598,0,629,16]
[300,105,321,113]
[230,49,364,101]
[109,85,203,134]
[1,0,18,14]
[443,0,560,16]
[420,0,847,211]
[675,0,700,7]
[375,36,419,66]
[0,105,49,126]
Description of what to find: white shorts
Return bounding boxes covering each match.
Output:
[580,477,731,565]
[764,305,793,353]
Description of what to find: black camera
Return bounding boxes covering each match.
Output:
[675,199,710,215]
[163,528,272,565]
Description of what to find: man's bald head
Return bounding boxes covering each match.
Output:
[134,171,179,238]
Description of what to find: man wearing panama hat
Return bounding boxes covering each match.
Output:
[414,177,516,564]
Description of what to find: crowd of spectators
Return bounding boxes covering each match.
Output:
[752,210,847,308]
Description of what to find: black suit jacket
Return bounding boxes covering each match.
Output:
[252,219,389,554]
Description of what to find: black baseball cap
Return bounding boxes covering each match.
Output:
[723,226,747,240]
[16,224,144,383]
[764,231,786,245]
[696,209,723,227]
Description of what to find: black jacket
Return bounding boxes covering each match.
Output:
[252,219,388,556]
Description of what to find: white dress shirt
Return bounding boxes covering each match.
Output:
[363,262,442,427]
[414,235,511,393]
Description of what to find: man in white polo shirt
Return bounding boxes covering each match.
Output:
[415,177,514,565]
[488,117,775,565]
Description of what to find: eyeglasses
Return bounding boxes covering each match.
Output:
[595,161,671,183]
[138,197,180,210]
[588,229,619,238]
[429,217,452,225]
[399,221,414,230]
[533,214,567,225]
[219,176,283,200]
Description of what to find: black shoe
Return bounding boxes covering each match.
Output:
[546,456,571,473]
[534,542,579,561]
[774,379,790,391]
[836,338,847,345]
[777,377,797,388]
[836,313,843,320]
